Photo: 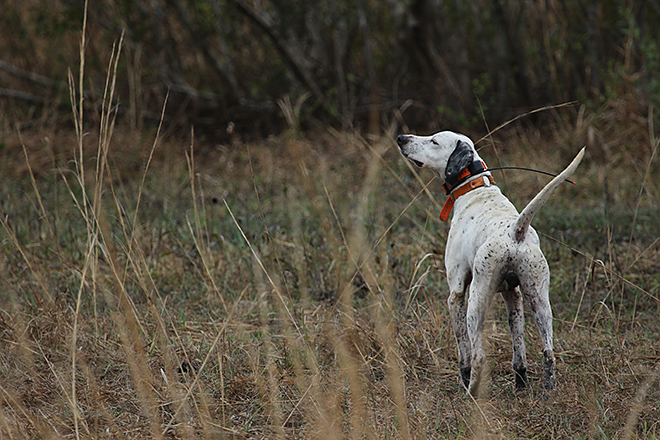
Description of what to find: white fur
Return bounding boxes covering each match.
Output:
[397,131,585,395]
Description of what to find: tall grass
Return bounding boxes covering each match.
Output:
[1,16,660,440]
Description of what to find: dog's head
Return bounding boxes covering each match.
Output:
[397,131,478,181]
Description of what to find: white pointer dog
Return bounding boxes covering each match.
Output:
[397,131,585,395]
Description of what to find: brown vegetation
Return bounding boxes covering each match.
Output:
[1,1,659,439]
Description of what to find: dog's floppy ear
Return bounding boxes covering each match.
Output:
[445,140,474,180]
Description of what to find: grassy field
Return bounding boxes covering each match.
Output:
[1,50,660,440]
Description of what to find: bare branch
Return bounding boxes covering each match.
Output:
[164,0,239,104]
[0,59,57,87]
[0,87,47,103]
[234,0,324,103]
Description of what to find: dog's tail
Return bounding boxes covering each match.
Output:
[513,147,585,242]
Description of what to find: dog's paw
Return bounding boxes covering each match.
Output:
[459,366,471,391]
[514,366,528,389]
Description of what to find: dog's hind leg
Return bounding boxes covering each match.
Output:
[465,274,496,397]
[519,255,556,392]
[501,287,529,389]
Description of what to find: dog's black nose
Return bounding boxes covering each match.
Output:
[397,135,409,147]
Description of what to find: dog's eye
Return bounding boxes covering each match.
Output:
[431,139,439,145]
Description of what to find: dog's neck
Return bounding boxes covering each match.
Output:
[442,159,491,196]
[438,158,495,222]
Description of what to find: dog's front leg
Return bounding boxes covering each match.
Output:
[501,287,529,388]
[447,285,471,390]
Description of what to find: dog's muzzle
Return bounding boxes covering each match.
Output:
[397,135,423,167]
[397,135,411,147]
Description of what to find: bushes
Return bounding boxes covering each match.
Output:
[1,0,659,134]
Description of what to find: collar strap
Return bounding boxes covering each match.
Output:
[442,160,488,195]
[440,175,495,221]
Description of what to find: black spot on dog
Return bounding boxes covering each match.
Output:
[445,140,474,181]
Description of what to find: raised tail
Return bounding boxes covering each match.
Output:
[514,147,586,242]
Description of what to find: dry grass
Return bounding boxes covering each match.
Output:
[1,29,660,440]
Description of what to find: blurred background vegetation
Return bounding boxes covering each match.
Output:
[1,0,659,139]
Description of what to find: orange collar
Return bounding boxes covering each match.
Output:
[440,175,495,221]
